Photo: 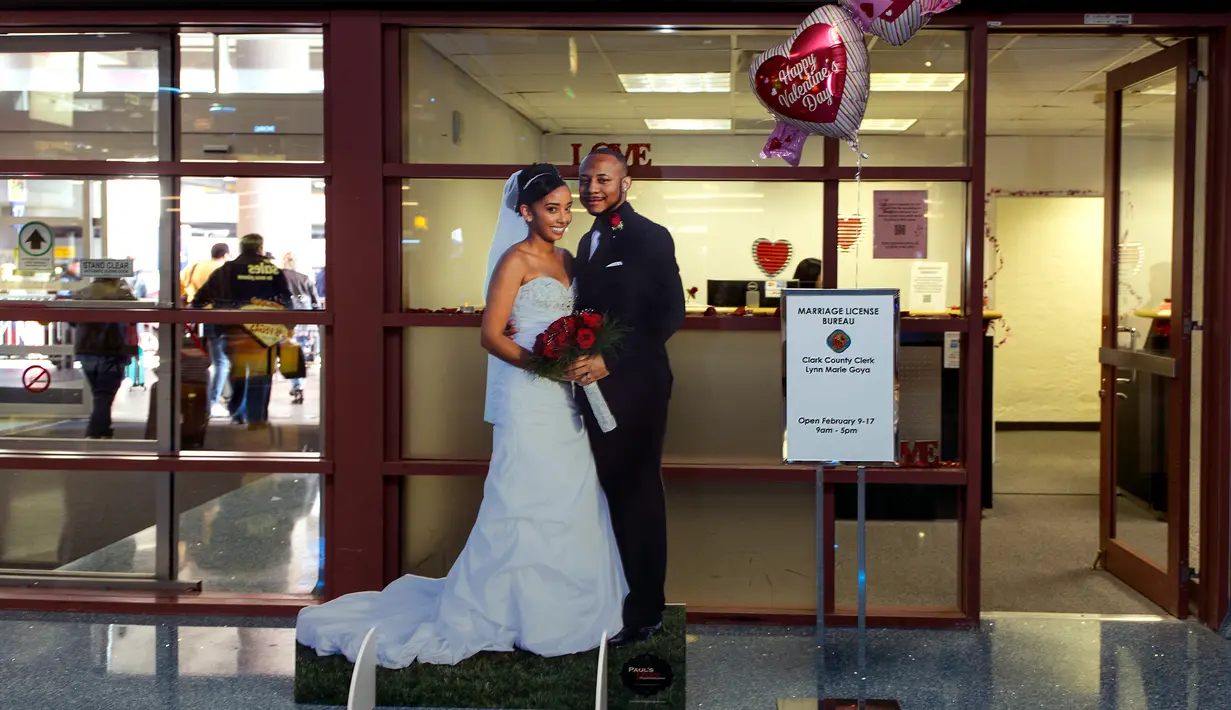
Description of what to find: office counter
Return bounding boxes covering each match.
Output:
[397,312,998,614]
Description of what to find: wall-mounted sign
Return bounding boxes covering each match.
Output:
[16,221,54,272]
[1085,13,1132,25]
[570,141,653,167]
[80,258,135,279]
[873,190,928,259]
[784,288,900,465]
[753,238,792,278]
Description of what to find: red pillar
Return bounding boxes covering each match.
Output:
[323,11,386,596]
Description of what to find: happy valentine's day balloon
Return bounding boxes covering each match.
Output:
[837,0,962,46]
[749,4,869,152]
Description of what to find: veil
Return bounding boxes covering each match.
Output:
[483,171,524,425]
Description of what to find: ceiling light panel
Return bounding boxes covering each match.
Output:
[619,73,731,93]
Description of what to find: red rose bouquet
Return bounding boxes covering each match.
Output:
[527,310,625,432]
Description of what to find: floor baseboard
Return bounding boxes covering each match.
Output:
[996,422,1099,432]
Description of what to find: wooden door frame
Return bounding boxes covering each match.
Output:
[1099,39,1200,618]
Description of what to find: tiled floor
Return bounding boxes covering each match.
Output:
[0,612,1228,709]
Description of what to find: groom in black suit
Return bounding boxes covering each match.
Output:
[568,148,686,646]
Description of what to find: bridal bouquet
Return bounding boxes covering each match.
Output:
[527,311,625,432]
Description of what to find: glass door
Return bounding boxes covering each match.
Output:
[1098,40,1198,616]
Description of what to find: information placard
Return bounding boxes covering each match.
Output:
[80,258,135,279]
[783,288,899,464]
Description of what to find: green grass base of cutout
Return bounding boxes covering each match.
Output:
[295,604,686,709]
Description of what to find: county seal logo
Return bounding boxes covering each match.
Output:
[827,329,851,354]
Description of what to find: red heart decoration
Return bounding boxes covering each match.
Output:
[753,23,849,126]
[753,239,793,278]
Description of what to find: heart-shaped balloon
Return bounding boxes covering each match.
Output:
[748,4,869,152]
[752,238,794,278]
[837,0,962,46]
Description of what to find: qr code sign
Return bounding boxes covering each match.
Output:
[923,295,933,303]
[894,224,907,236]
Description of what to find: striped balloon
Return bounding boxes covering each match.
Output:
[837,0,962,47]
[748,4,869,153]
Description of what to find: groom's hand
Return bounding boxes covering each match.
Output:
[567,355,609,383]
[503,319,518,338]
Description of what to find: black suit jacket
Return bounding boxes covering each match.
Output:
[574,202,686,415]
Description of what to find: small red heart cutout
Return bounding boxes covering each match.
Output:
[753,239,794,278]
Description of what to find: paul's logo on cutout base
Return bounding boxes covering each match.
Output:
[827,329,852,353]
[620,653,674,697]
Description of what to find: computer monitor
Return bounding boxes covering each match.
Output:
[707,279,801,308]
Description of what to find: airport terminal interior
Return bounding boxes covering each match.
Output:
[0,8,1229,709]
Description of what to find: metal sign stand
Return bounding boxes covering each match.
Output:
[785,288,899,710]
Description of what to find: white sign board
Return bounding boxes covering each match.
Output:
[80,258,135,279]
[784,289,899,464]
[908,261,949,312]
[16,221,54,272]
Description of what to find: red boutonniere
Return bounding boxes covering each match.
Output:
[609,214,624,232]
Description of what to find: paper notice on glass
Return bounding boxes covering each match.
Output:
[944,332,961,368]
[908,262,949,312]
[873,190,928,259]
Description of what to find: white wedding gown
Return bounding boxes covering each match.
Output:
[297,276,627,668]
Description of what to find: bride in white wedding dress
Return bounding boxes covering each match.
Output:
[296,164,626,669]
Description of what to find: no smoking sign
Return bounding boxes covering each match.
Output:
[22,365,51,393]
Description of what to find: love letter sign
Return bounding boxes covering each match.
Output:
[753,239,793,278]
[837,0,962,46]
[748,4,869,149]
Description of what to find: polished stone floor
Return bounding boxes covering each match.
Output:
[0,611,1228,709]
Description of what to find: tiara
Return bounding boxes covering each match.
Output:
[523,172,549,188]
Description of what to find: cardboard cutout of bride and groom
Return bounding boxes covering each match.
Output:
[296,149,686,709]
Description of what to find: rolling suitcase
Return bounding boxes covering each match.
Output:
[143,328,211,449]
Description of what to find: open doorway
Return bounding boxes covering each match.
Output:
[981,33,1206,616]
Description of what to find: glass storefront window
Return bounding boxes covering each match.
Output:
[178,321,323,455]
[837,181,967,313]
[0,178,167,304]
[841,30,968,167]
[401,177,820,311]
[178,176,325,310]
[178,471,322,594]
[0,36,164,161]
[0,469,157,575]
[180,33,324,162]
[404,28,837,167]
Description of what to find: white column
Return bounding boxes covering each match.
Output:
[230,37,315,261]
[236,177,312,261]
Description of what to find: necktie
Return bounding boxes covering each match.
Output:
[589,229,601,259]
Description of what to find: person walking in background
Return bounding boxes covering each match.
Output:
[183,243,233,416]
[281,252,320,405]
[182,243,230,304]
[192,234,291,430]
[71,278,138,439]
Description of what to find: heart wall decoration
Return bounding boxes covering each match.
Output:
[753,239,794,278]
[748,4,870,154]
[836,0,962,46]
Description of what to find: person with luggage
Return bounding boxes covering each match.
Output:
[191,234,292,431]
[71,277,138,439]
[182,243,233,416]
[280,251,320,405]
